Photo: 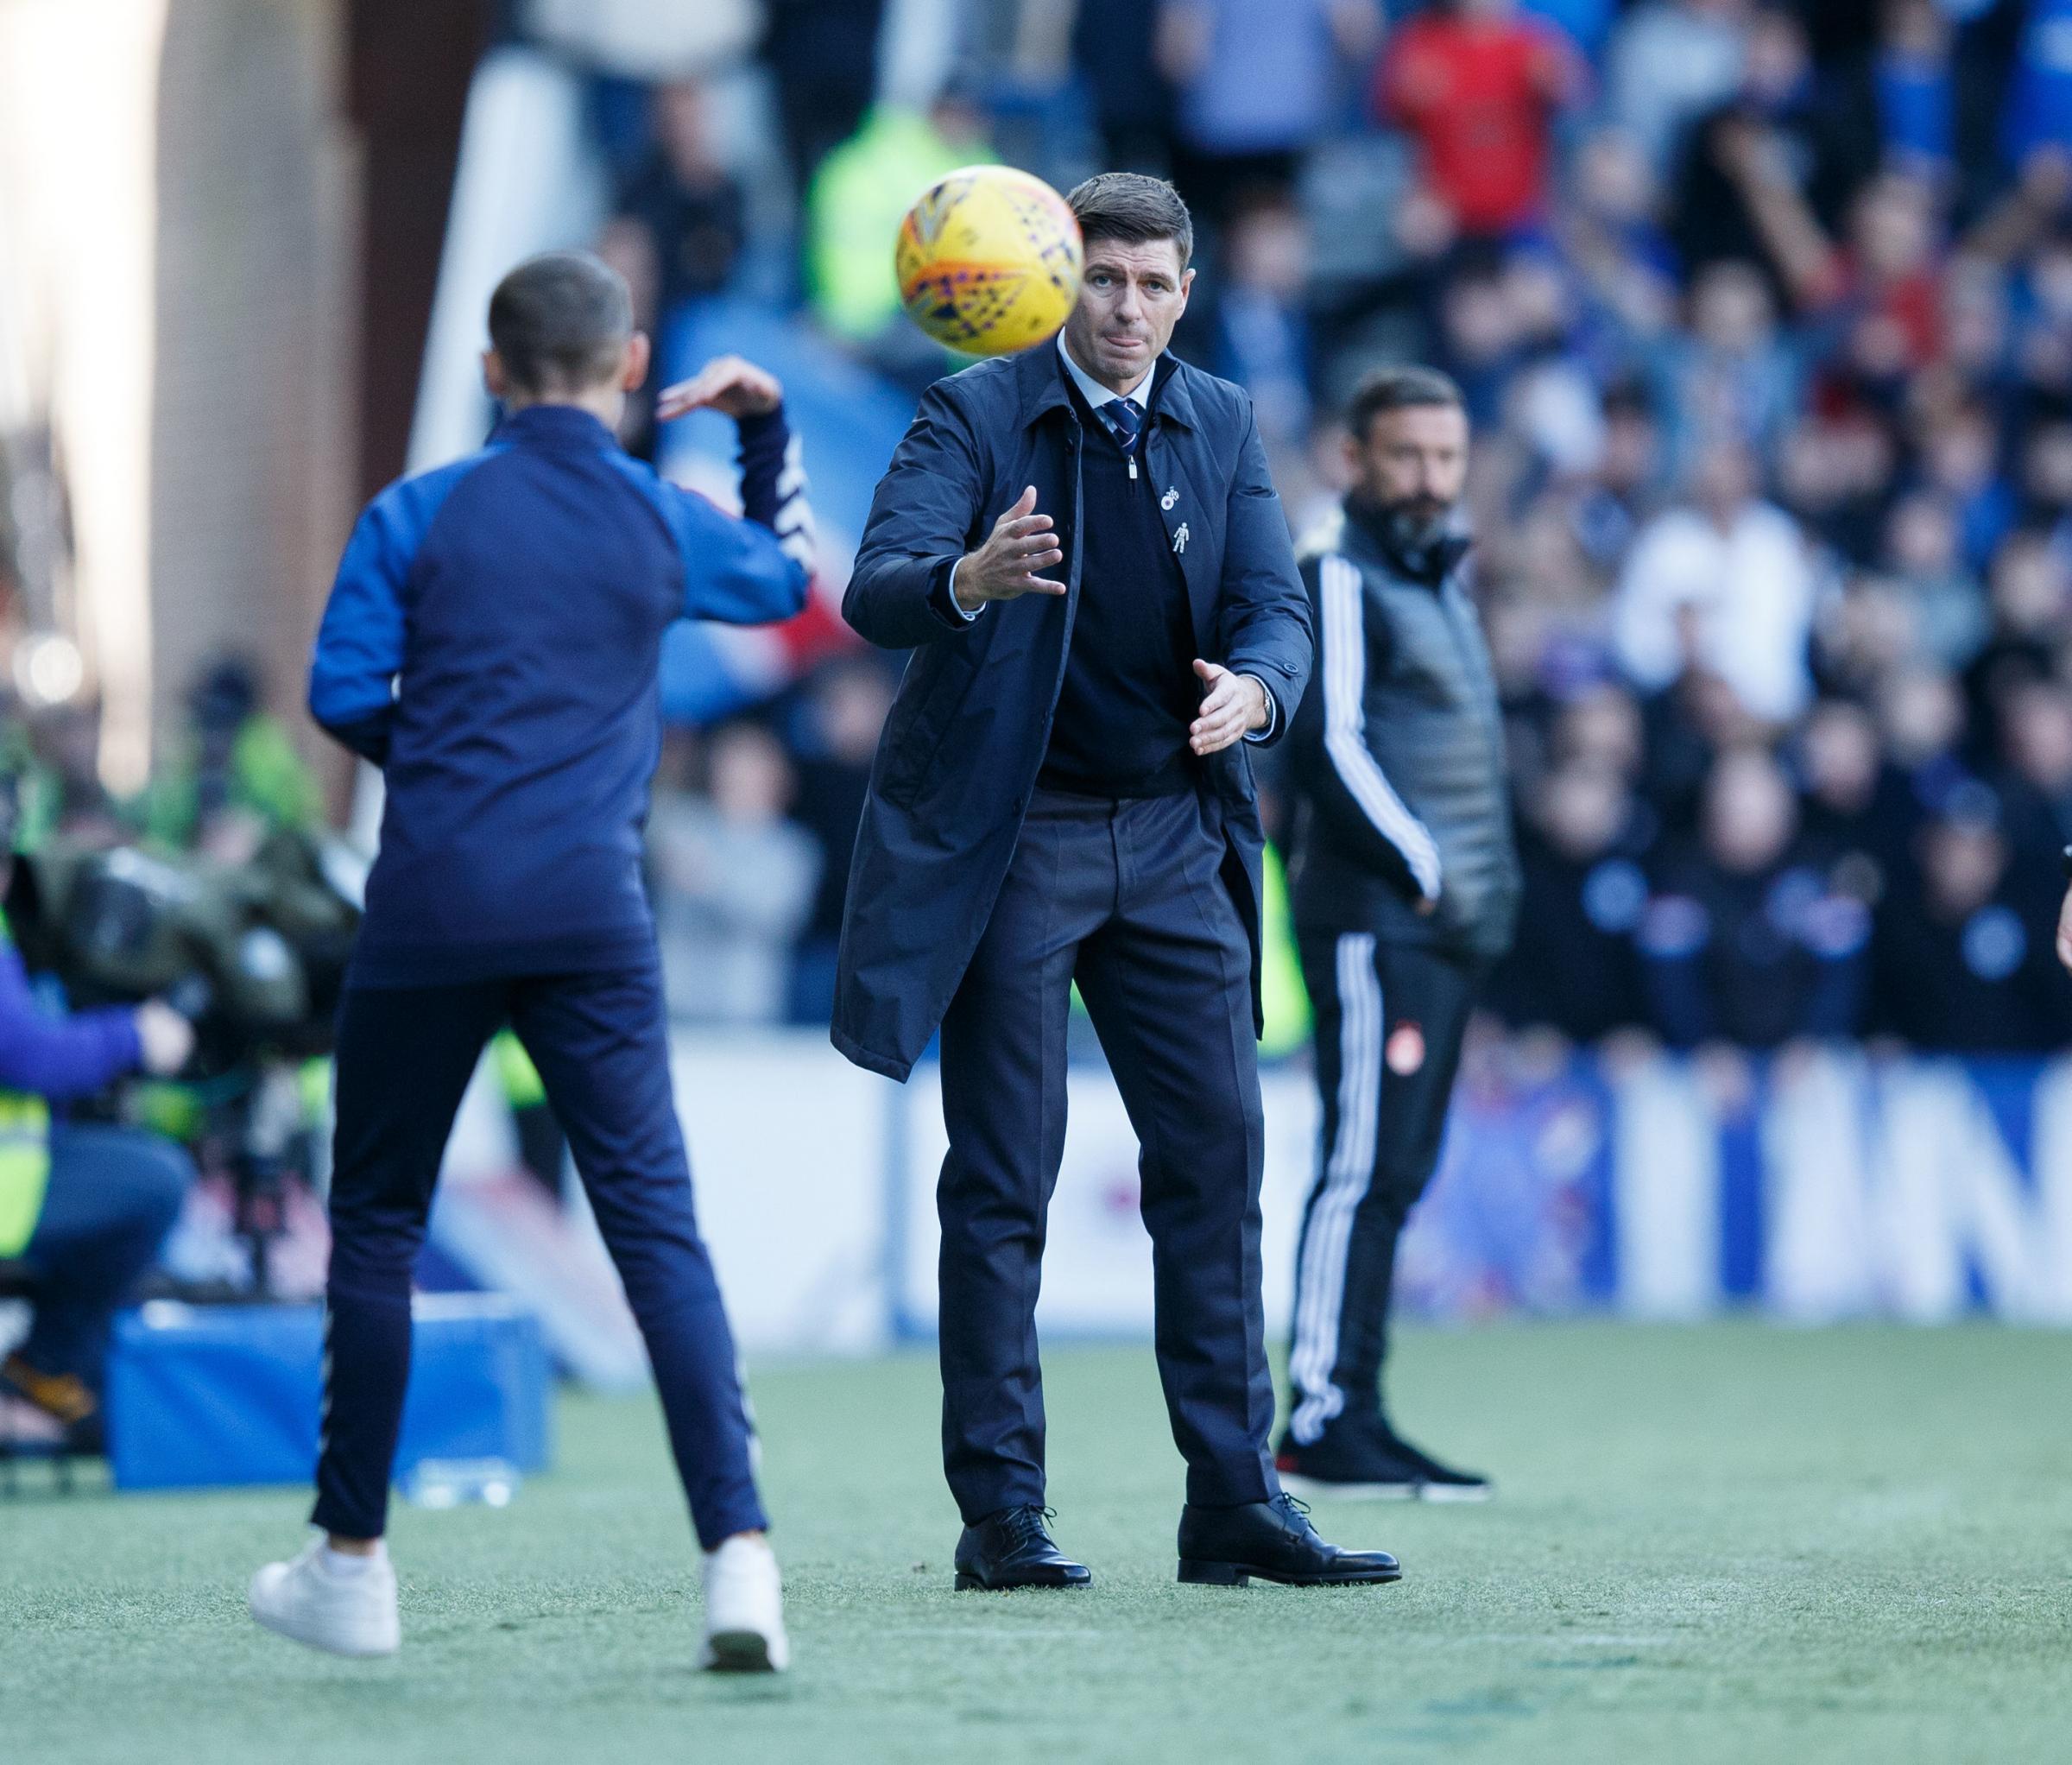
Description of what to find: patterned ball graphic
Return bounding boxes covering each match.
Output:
[895,165,1084,357]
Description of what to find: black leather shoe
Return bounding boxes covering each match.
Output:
[1177,1492,1401,1587]
[954,1505,1093,1591]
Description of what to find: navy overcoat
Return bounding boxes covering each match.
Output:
[831,344,1313,1081]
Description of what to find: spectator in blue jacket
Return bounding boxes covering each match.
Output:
[1638,745,1871,1047]
[0,777,196,1451]
[250,251,811,1671]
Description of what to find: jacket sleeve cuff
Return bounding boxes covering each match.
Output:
[929,556,985,628]
[1241,674,1279,744]
[106,1009,145,1077]
[734,405,791,530]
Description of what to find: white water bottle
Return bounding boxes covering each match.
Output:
[400,1456,521,1509]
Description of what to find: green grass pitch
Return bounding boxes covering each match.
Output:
[9,1321,2072,1764]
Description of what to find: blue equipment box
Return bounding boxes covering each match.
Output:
[106,1294,553,1492]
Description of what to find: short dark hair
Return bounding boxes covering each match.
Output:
[1345,364,1466,442]
[1065,173,1194,270]
[487,250,633,395]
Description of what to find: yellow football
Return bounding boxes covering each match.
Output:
[895,165,1083,357]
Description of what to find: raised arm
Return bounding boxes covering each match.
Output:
[650,356,813,625]
[844,382,1001,649]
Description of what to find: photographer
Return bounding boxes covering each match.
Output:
[0,781,196,1451]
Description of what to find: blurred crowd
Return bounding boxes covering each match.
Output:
[0,657,324,870]
[17,0,2072,1062]
[578,0,2072,1058]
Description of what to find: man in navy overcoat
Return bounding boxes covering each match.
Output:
[835,174,1400,1591]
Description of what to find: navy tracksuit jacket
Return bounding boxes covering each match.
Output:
[305,401,811,1544]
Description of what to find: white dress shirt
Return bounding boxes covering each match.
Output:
[1056,332,1152,418]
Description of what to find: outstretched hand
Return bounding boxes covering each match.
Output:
[2057,882,2072,972]
[954,486,1067,610]
[1190,660,1270,756]
[656,355,784,421]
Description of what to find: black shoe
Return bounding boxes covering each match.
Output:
[954,1505,1093,1591]
[1275,1414,1491,1503]
[1275,1416,1418,1500]
[1176,1492,1400,1587]
[1375,1420,1491,1503]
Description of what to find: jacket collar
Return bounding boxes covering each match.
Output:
[490,403,617,449]
[1056,335,1149,414]
[1342,496,1473,587]
[1012,342,1197,432]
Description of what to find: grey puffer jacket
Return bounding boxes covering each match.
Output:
[1286,501,1520,962]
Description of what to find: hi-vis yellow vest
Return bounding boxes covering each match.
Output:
[0,911,54,1257]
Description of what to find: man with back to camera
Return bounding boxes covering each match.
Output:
[247,251,813,1669]
[1278,365,1520,1500]
[836,172,1401,1591]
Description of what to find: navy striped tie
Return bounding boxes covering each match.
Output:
[1100,397,1142,456]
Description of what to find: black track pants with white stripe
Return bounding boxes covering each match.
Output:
[1286,929,1482,1447]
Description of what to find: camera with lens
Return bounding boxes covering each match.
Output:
[3,828,364,1294]
[6,830,363,1071]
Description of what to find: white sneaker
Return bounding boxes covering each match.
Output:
[698,1534,788,1672]
[250,1535,401,1658]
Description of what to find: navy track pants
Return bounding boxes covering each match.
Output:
[311,965,767,1547]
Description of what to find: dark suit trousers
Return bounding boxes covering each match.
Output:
[937,786,1279,1521]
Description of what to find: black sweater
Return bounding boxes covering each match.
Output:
[1037,382,1198,797]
